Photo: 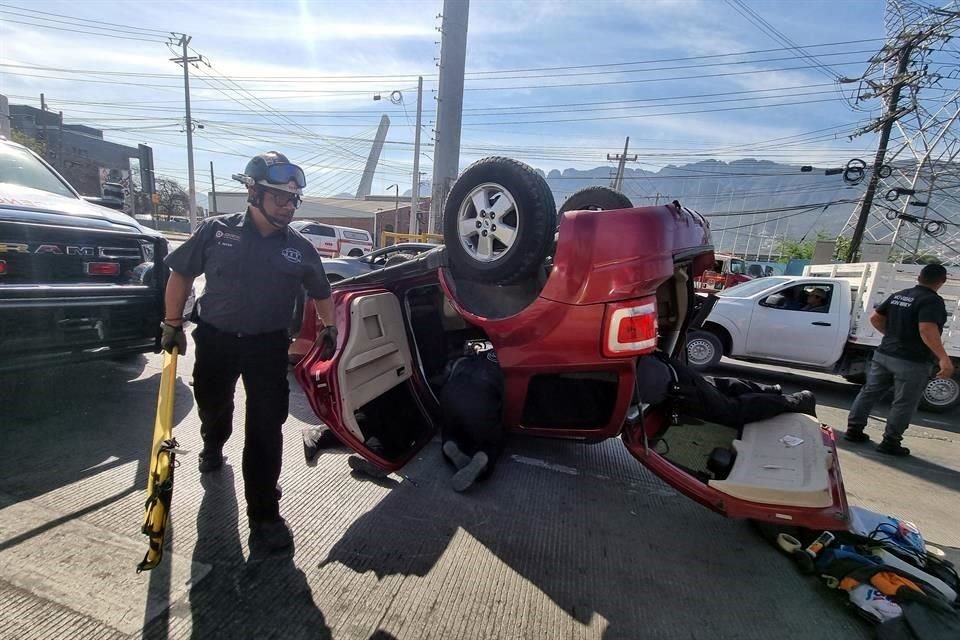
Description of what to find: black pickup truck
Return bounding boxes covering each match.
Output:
[0,138,169,371]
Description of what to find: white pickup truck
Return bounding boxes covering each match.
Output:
[686,262,960,412]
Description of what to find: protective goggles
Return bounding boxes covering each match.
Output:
[264,163,306,189]
[265,188,302,208]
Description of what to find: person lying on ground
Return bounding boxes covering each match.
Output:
[635,352,817,426]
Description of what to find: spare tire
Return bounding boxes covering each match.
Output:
[443,157,557,284]
[559,186,633,214]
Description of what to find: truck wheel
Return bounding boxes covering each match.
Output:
[559,186,633,213]
[920,376,960,413]
[443,157,557,285]
[686,331,723,369]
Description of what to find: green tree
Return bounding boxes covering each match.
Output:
[10,130,47,158]
[155,177,188,220]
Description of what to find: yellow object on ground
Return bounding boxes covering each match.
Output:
[137,350,180,573]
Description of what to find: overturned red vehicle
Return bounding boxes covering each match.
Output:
[294,157,849,532]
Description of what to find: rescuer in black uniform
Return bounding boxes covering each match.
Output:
[160,151,338,551]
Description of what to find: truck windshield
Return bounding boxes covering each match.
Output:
[0,144,77,199]
[716,277,789,297]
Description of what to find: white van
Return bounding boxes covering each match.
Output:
[290,221,374,257]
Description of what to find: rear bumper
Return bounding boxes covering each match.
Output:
[0,285,162,371]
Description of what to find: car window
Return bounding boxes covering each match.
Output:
[0,143,77,198]
[716,277,789,297]
[760,283,833,313]
[340,229,369,241]
[729,258,746,274]
[315,225,336,237]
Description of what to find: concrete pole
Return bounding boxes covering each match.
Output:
[179,35,198,232]
[409,76,423,235]
[429,0,470,235]
[0,94,10,138]
[209,161,218,215]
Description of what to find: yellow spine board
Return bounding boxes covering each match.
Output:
[137,350,179,573]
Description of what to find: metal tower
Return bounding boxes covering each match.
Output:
[841,0,960,264]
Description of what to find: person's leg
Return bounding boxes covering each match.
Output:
[846,354,895,442]
[710,376,782,397]
[191,325,241,472]
[731,391,815,424]
[239,332,290,534]
[878,357,931,456]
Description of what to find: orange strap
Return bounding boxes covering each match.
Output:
[870,571,923,597]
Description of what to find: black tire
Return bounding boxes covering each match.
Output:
[559,186,633,214]
[347,248,364,257]
[686,330,723,370]
[443,157,557,285]
[919,375,960,413]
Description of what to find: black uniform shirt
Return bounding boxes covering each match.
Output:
[165,210,331,335]
[875,284,947,363]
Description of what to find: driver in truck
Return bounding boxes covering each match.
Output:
[845,263,952,456]
[636,352,818,426]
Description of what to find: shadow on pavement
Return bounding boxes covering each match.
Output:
[0,358,195,504]
[144,465,331,640]
[835,438,960,494]
[320,443,871,639]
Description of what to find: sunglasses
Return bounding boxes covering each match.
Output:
[266,189,302,208]
[264,163,307,189]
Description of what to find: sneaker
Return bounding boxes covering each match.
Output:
[198,447,223,473]
[788,390,817,417]
[442,440,472,470]
[347,455,389,479]
[451,451,489,493]
[248,517,293,551]
[877,439,911,457]
[844,429,870,443]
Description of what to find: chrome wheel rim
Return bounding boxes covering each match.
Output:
[456,182,520,263]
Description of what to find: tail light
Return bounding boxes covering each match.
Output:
[0,259,6,275]
[603,298,658,357]
[84,262,120,276]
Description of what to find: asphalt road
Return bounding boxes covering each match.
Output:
[0,350,956,640]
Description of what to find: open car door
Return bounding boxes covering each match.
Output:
[294,287,437,474]
[622,402,850,531]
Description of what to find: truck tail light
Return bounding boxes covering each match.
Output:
[84,262,120,276]
[603,298,658,357]
[0,260,6,275]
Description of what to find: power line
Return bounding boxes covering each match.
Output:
[0,2,171,35]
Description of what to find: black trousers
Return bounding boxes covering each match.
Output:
[192,321,289,522]
[672,360,798,427]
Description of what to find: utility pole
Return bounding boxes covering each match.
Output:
[170,34,202,232]
[39,93,48,161]
[57,111,63,171]
[209,161,217,215]
[388,183,400,236]
[409,76,423,236]
[607,136,637,191]
[430,0,470,235]
[846,41,913,262]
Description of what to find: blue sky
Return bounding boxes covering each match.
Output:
[0,0,888,199]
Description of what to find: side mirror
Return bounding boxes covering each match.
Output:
[83,195,125,211]
[762,293,785,307]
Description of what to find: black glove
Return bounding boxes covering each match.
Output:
[317,325,338,360]
[160,322,186,355]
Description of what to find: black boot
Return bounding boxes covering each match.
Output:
[787,390,817,417]
[877,438,910,457]
[198,446,224,473]
[844,427,870,443]
[248,517,293,551]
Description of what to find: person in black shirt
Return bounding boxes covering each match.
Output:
[160,152,338,552]
[846,264,953,456]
